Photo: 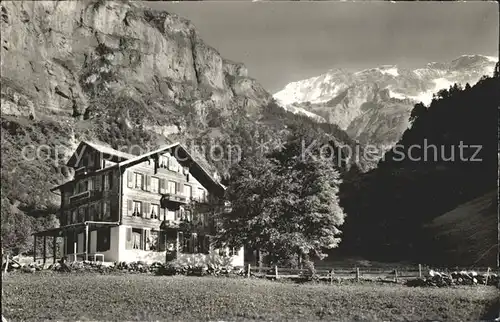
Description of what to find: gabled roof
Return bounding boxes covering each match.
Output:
[116,142,226,196]
[56,141,225,196]
[66,141,135,167]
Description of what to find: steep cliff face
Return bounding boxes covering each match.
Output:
[1,0,270,126]
[0,0,276,238]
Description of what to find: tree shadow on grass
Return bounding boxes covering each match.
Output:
[481,297,500,321]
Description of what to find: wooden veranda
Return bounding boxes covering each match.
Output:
[32,221,119,264]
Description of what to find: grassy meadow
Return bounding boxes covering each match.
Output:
[2,273,499,321]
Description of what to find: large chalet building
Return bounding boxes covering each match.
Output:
[33,141,243,266]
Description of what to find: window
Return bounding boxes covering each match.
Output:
[89,203,95,221]
[184,185,192,199]
[82,154,91,167]
[159,155,168,168]
[134,173,143,190]
[72,210,77,224]
[149,231,159,251]
[168,181,176,194]
[96,227,110,252]
[168,156,177,171]
[198,213,209,227]
[197,188,206,202]
[76,180,89,194]
[132,228,142,249]
[151,204,160,220]
[133,201,142,217]
[178,210,192,222]
[229,247,239,257]
[78,206,87,222]
[151,177,159,193]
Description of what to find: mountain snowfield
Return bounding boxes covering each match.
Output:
[273,54,497,150]
[275,54,497,107]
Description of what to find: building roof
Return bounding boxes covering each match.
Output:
[66,141,136,167]
[84,141,136,160]
[54,141,225,196]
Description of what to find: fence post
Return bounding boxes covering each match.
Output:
[395,269,398,283]
[356,267,360,282]
[418,264,422,278]
[330,269,334,285]
[3,255,9,274]
[274,265,278,279]
[247,264,251,278]
[485,267,490,285]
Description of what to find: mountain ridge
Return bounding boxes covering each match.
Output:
[273,54,497,152]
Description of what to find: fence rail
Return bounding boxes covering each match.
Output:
[243,264,496,281]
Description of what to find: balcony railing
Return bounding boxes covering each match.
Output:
[74,167,88,177]
[160,193,188,210]
[161,193,188,203]
[68,190,103,205]
[69,191,91,203]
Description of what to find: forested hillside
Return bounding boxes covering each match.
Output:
[339,72,499,266]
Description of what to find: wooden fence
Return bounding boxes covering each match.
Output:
[243,264,495,282]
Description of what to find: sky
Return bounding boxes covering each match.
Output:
[148,1,498,93]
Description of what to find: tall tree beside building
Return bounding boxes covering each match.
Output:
[215,129,346,267]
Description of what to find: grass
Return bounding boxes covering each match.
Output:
[2,273,499,321]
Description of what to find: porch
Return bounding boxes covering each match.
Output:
[32,221,119,264]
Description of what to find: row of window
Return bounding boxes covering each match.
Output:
[67,200,111,224]
[125,228,211,254]
[126,200,209,225]
[127,171,207,201]
[158,155,188,173]
[73,172,113,196]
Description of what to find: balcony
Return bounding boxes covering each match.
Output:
[68,190,103,206]
[69,191,90,203]
[74,167,88,178]
[160,193,188,210]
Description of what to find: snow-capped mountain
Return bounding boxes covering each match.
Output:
[274,54,497,150]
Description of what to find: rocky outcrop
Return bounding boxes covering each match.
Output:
[0,0,270,123]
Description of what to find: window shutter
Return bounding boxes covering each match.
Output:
[175,182,181,194]
[127,171,134,188]
[93,176,99,191]
[89,204,94,221]
[127,199,133,216]
[144,202,150,218]
[160,207,165,221]
[204,235,210,254]
[126,227,132,249]
[145,175,151,192]
[160,179,166,194]
[178,232,184,253]
[145,229,151,251]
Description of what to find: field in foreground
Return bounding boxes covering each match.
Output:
[2,273,499,321]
